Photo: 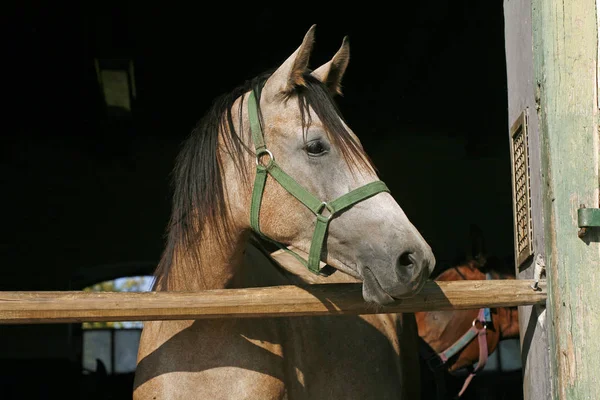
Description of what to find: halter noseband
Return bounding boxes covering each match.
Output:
[247,85,390,275]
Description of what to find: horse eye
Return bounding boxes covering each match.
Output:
[305,140,327,156]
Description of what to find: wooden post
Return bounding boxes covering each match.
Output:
[533,0,600,398]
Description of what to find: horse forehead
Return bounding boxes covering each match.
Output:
[262,101,323,133]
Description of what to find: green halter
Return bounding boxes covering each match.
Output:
[248,86,390,275]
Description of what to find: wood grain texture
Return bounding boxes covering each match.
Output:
[0,280,546,324]
[533,0,600,398]
[503,0,552,398]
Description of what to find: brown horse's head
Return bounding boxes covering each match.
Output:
[210,25,435,304]
[414,256,519,372]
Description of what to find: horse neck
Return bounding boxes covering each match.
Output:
[155,97,260,292]
[158,222,252,291]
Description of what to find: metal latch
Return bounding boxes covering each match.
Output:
[578,204,600,237]
[530,254,546,291]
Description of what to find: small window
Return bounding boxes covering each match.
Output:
[82,276,153,374]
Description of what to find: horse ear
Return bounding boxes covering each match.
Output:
[261,25,316,101]
[468,223,487,267]
[311,36,350,96]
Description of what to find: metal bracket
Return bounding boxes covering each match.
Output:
[530,254,546,291]
[577,205,600,237]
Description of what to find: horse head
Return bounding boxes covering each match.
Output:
[214,25,435,305]
[415,256,520,374]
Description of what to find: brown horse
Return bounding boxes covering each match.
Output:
[415,255,519,399]
[133,25,435,399]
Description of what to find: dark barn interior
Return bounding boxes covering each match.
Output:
[4,2,523,399]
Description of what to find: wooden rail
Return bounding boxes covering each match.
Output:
[0,280,547,324]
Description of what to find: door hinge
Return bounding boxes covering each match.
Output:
[577,204,600,237]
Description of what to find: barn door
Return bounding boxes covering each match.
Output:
[504,0,600,399]
[503,1,551,399]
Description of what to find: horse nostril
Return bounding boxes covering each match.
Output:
[397,252,413,268]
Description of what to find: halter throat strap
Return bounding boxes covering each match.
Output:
[247,87,389,274]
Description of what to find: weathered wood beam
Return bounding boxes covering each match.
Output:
[533,0,600,398]
[0,280,546,324]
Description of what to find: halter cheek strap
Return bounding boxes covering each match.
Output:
[247,87,390,274]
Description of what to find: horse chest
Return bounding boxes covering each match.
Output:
[277,314,417,399]
[134,314,417,400]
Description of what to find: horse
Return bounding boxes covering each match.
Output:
[133,25,436,399]
[415,252,519,399]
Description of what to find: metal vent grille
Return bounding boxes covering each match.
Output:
[510,110,534,268]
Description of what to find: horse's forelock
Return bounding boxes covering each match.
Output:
[293,74,375,173]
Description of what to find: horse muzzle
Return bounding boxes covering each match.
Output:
[361,248,435,305]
